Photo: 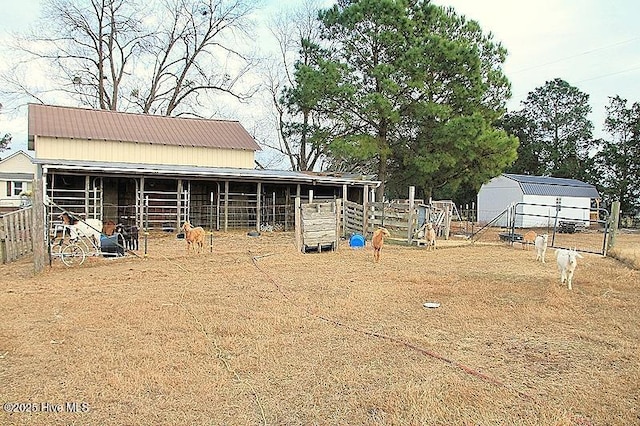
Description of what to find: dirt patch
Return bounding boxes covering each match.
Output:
[1,229,639,425]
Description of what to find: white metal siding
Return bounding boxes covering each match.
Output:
[35,137,255,169]
[477,175,523,226]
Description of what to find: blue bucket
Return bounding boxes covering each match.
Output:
[349,233,366,248]
[100,234,125,257]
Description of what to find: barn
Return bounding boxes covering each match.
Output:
[28,104,380,231]
[477,173,600,228]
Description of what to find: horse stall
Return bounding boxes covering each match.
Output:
[295,198,341,253]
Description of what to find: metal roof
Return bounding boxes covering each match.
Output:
[34,158,381,187]
[28,104,261,151]
[503,174,600,198]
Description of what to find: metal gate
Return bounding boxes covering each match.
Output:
[509,202,611,255]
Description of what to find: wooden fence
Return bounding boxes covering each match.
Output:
[343,197,457,244]
[344,200,416,238]
[0,207,34,264]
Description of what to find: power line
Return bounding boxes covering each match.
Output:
[510,36,640,74]
[575,64,640,84]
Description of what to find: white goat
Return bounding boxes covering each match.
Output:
[534,234,548,263]
[556,248,583,290]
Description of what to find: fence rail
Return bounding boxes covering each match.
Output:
[0,207,34,264]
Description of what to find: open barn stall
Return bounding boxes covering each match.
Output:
[40,165,374,236]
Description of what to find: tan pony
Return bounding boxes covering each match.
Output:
[181,222,206,254]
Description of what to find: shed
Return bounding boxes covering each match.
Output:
[477,174,600,228]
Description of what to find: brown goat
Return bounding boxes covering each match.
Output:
[372,227,390,263]
[181,222,206,253]
[103,220,116,236]
[522,230,537,250]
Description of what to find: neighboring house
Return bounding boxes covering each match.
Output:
[0,150,36,211]
[28,104,380,230]
[477,173,600,228]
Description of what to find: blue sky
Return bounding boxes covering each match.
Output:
[2,0,639,156]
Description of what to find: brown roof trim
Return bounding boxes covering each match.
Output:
[28,104,261,151]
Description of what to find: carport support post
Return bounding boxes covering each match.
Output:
[607,201,620,251]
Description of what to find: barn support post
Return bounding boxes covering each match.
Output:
[144,195,149,258]
[294,196,302,251]
[335,198,342,250]
[138,177,145,229]
[607,201,621,251]
[285,186,291,231]
[342,184,348,238]
[362,185,369,236]
[32,179,46,273]
[309,189,314,203]
[84,175,90,218]
[407,186,416,244]
[224,181,229,232]
[256,182,262,232]
[177,179,182,229]
[272,192,276,227]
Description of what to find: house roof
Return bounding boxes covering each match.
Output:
[503,173,600,198]
[35,158,381,188]
[28,104,261,151]
[0,150,33,164]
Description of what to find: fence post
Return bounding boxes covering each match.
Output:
[407,186,415,245]
[0,216,6,263]
[362,186,369,236]
[607,201,620,251]
[32,179,46,273]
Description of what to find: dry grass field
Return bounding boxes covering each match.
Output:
[1,228,639,425]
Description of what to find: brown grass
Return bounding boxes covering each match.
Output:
[1,228,639,425]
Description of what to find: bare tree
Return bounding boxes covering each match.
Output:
[0,103,12,153]
[4,0,259,116]
[261,0,330,171]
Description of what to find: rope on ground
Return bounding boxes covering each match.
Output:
[157,251,268,425]
[251,253,534,401]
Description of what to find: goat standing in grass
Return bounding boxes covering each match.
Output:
[181,222,205,254]
[425,223,436,251]
[523,230,537,250]
[534,234,548,263]
[556,248,583,290]
[372,227,390,263]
